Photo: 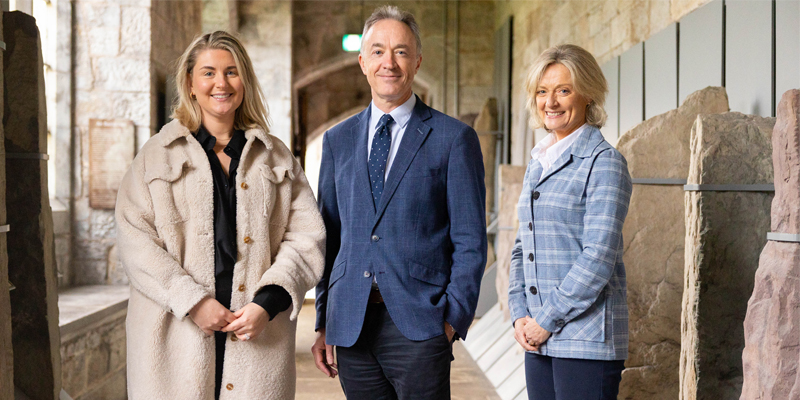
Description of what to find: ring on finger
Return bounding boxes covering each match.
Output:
[244,333,251,341]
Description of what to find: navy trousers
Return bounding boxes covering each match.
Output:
[336,302,453,400]
[524,352,625,400]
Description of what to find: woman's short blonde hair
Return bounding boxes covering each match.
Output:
[172,31,270,134]
[525,44,608,131]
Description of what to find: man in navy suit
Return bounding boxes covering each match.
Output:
[311,5,487,399]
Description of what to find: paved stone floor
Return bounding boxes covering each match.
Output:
[295,302,501,400]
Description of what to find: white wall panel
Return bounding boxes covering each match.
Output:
[679,0,723,103]
[776,0,800,104]
[600,57,619,144]
[619,42,644,138]
[645,23,678,119]
[726,0,773,117]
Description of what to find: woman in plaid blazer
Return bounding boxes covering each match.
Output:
[507,44,632,400]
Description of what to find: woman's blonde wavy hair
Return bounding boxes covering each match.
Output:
[525,44,608,131]
[172,31,270,134]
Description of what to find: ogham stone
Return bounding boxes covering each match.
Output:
[741,89,800,400]
[0,14,12,400]
[680,112,776,400]
[475,98,498,221]
[616,87,729,400]
[3,11,61,400]
[494,165,526,321]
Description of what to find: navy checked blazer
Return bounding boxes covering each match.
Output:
[508,125,631,361]
[315,97,487,347]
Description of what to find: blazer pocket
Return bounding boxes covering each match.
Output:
[406,167,442,178]
[551,292,606,343]
[328,260,346,288]
[144,159,192,224]
[408,262,448,287]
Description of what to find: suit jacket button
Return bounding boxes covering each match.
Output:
[528,222,533,231]
[529,286,537,295]
[532,191,540,200]
[371,235,379,242]
[528,253,534,262]
[556,319,565,328]
[364,271,372,278]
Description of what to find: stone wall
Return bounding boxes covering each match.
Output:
[72,0,200,286]
[239,0,293,147]
[616,87,729,400]
[493,0,714,166]
[680,112,776,400]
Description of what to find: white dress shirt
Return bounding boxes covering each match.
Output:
[367,94,416,180]
[530,123,588,177]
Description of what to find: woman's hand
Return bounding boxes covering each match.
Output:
[514,317,537,351]
[189,297,237,336]
[221,303,269,341]
[523,318,552,351]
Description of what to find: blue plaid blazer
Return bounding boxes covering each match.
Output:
[508,126,631,361]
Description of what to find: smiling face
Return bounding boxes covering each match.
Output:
[359,19,422,112]
[190,49,244,128]
[535,63,590,140]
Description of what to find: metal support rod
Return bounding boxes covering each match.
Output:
[683,184,775,192]
[767,232,800,243]
[5,153,49,160]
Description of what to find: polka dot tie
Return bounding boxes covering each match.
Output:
[368,114,394,209]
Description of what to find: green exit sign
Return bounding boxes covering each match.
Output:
[342,34,362,52]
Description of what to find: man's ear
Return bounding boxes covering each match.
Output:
[359,53,368,76]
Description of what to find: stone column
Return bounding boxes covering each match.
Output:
[740,89,800,400]
[474,97,498,219]
[494,165,526,321]
[680,112,776,400]
[3,11,61,400]
[616,87,729,400]
[0,13,12,400]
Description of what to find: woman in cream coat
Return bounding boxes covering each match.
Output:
[115,31,325,399]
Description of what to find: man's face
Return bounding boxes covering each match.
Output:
[359,19,422,109]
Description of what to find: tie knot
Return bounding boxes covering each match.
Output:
[377,114,394,131]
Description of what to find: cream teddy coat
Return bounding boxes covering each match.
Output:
[115,119,325,400]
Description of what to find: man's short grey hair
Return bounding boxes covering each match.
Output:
[361,5,422,55]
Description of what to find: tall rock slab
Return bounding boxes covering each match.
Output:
[616,87,729,400]
[0,14,12,400]
[494,165,526,321]
[680,112,776,400]
[3,11,61,400]
[740,89,800,400]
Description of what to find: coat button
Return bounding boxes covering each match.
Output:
[231,335,238,342]
[243,236,252,244]
[226,383,234,390]
[371,235,379,242]
[364,271,372,278]
[241,182,248,189]
[532,191,540,200]
[528,253,534,262]
[238,284,246,292]
[529,286,538,295]
[528,222,532,231]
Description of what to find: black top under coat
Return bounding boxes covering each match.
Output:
[195,125,291,320]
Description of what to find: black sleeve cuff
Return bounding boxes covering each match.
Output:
[252,285,292,321]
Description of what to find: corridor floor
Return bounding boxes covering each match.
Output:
[294,302,501,400]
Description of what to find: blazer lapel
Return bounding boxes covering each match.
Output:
[373,97,432,224]
[536,126,601,186]
[351,108,376,213]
